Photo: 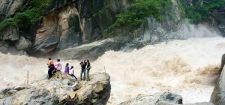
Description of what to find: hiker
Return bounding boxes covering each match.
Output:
[80,61,86,80]
[54,59,62,78]
[64,63,70,74]
[47,58,55,79]
[85,59,91,81]
[48,63,55,79]
[69,66,77,80]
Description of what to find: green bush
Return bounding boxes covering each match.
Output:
[0,0,52,31]
[107,0,172,32]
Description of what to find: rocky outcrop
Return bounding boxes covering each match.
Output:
[0,72,111,105]
[120,92,213,105]
[211,65,225,105]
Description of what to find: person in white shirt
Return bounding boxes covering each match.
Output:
[69,66,77,80]
[54,59,62,71]
[54,59,62,79]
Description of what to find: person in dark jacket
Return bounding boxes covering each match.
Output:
[48,63,55,79]
[85,59,91,81]
[80,61,86,80]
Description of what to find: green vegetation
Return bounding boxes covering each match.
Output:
[180,0,225,23]
[107,0,172,32]
[0,0,52,31]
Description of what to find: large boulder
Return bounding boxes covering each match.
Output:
[119,92,183,105]
[15,36,32,50]
[0,72,111,105]
[120,92,213,105]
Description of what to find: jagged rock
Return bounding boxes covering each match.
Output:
[15,36,32,50]
[211,65,225,105]
[0,72,111,105]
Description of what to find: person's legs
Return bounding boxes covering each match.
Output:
[87,69,90,81]
[71,74,77,80]
[48,69,53,79]
[80,70,83,80]
[83,70,86,80]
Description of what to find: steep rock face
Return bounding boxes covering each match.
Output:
[33,4,82,54]
[32,0,133,55]
[210,8,225,36]
[0,72,111,105]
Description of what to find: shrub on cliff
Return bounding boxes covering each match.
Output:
[0,0,52,31]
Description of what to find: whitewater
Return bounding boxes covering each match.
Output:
[0,26,225,104]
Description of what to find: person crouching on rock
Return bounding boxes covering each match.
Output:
[80,61,86,80]
[64,63,70,75]
[69,66,77,80]
[54,59,62,79]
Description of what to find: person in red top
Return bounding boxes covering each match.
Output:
[47,58,55,79]
[47,58,54,68]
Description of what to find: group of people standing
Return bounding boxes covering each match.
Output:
[47,58,91,81]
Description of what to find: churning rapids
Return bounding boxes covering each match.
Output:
[0,29,225,104]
